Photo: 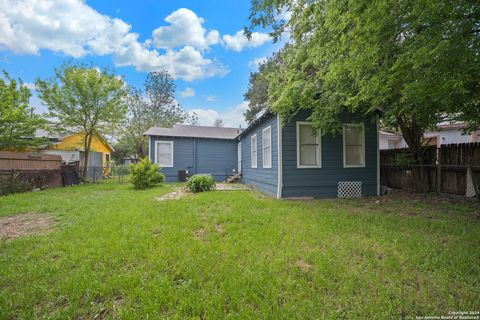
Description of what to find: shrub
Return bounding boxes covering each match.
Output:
[185,174,216,193]
[130,158,165,190]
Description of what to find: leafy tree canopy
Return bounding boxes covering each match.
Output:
[36,63,128,178]
[244,51,284,124]
[247,0,480,146]
[121,71,197,159]
[0,71,45,150]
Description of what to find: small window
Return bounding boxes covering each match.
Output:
[343,124,365,167]
[155,141,173,167]
[297,122,321,168]
[251,134,257,168]
[387,140,397,149]
[105,153,110,162]
[262,126,272,168]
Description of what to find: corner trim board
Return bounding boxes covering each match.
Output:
[148,136,151,161]
[277,114,283,199]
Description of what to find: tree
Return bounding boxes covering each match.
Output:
[0,71,45,150]
[244,50,285,124]
[213,118,224,127]
[121,71,197,159]
[36,64,127,179]
[247,0,480,190]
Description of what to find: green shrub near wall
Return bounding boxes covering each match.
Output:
[185,174,216,193]
[129,158,165,190]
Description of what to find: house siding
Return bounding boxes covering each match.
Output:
[281,110,378,198]
[239,114,278,196]
[149,136,237,182]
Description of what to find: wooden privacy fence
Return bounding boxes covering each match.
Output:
[0,151,63,188]
[381,142,480,197]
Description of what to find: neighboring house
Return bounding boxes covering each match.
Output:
[146,110,380,199]
[380,123,479,149]
[423,123,479,147]
[35,128,114,177]
[379,130,407,150]
[123,157,138,165]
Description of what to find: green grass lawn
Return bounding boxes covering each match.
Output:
[0,180,479,319]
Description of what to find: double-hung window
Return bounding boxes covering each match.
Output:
[343,124,365,167]
[297,122,321,168]
[251,134,257,168]
[155,141,173,167]
[262,126,272,168]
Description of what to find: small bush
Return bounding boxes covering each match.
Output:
[130,158,165,190]
[185,174,216,193]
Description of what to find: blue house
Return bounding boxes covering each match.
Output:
[145,124,241,182]
[146,110,379,199]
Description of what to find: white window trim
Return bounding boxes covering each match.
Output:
[154,141,174,168]
[251,134,257,168]
[262,126,272,169]
[343,123,366,168]
[296,121,322,168]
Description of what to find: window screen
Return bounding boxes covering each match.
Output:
[251,135,257,168]
[156,142,173,167]
[343,124,365,167]
[262,127,271,168]
[297,123,321,167]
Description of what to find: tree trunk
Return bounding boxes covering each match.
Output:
[81,131,94,181]
[397,116,430,192]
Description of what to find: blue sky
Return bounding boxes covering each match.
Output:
[0,0,283,127]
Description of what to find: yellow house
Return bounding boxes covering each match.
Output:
[36,129,114,176]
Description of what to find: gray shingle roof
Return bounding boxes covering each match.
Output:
[144,124,243,140]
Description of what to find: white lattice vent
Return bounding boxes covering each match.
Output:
[338,181,362,198]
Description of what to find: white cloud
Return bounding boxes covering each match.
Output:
[22,82,37,90]
[152,8,220,50]
[248,56,267,69]
[206,96,217,102]
[0,1,228,81]
[114,44,228,81]
[223,30,270,52]
[189,101,248,127]
[180,87,195,98]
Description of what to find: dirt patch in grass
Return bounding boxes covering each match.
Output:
[157,188,190,201]
[193,228,205,240]
[295,259,313,272]
[215,224,225,234]
[0,213,56,240]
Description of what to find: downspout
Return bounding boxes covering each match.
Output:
[376,114,380,196]
[277,114,283,199]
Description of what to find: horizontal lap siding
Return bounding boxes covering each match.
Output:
[150,136,194,182]
[196,139,237,181]
[149,136,238,182]
[240,115,278,196]
[282,111,378,198]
